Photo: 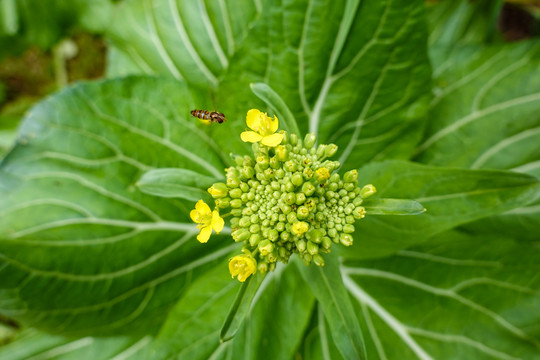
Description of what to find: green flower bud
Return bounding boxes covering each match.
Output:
[304,132,317,149]
[281,231,291,241]
[208,182,228,198]
[345,215,355,224]
[297,206,309,219]
[353,206,366,219]
[289,133,298,146]
[325,144,338,157]
[275,145,288,161]
[284,192,296,205]
[249,233,261,247]
[227,178,240,188]
[234,156,244,166]
[328,228,337,238]
[268,229,279,242]
[307,240,318,255]
[322,237,332,250]
[259,240,274,256]
[340,233,354,246]
[230,199,243,208]
[316,145,326,158]
[291,172,304,187]
[230,217,240,228]
[249,224,260,233]
[335,224,343,232]
[344,183,355,192]
[285,181,295,192]
[231,208,243,216]
[353,197,363,206]
[275,168,285,179]
[229,188,242,199]
[360,184,376,198]
[343,224,355,233]
[343,170,358,183]
[313,254,325,266]
[307,229,323,244]
[284,160,298,172]
[303,167,314,180]
[279,201,292,214]
[278,247,288,259]
[239,217,251,227]
[276,222,285,232]
[242,166,255,179]
[215,197,230,209]
[257,155,269,169]
[232,228,250,242]
[250,214,259,224]
[344,203,354,215]
[264,168,275,179]
[258,261,269,273]
[270,156,280,169]
[301,182,316,196]
[297,239,306,252]
[295,193,306,205]
[287,212,297,224]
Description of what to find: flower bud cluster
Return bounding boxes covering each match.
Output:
[209,131,375,274]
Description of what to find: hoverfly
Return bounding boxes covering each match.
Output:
[190,109,226,124]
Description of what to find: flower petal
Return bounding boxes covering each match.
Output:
[246,109,262,131]
[261,133,284,147]
[195,199,211,215]
[269,115,279,133]
[197,226,213,243]
[190,209,201,223]
[241,131,263,143]
[212,210,224,233]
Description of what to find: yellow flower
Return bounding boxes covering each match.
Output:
[229,254,257,282]
[190,200,224,243]
[240,109,284,147]
[315,168,330,182]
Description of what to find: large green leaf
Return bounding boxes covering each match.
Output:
[149,261,314,360]
[0,77,234,334]
[0,328,150,360]
[343,160,540,259]
[426,0,503,48]
[105,0,261,86]
[297,253,366,360]
[416,40,540,241]
[342,230,540,359]
[104,0,431,163]
[214,0,431,164]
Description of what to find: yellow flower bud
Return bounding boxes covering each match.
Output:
[292,221,309,236]
[229,254,257,282]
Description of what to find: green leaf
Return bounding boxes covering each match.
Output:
[0,77,233,334]
[0,328,151,360]
[344,160,540,259]
[416,40,540,242]
[362,198,426,216]
[215,0,431,164]
[297,253,366,360]
[147,261,239,360]
[105,0,260,87]
[227,265,315,360]
[342,230,540,359]
[220,272,265,342]
[137,168,218,201]
[106,0,432,162]
[426,0,503,47]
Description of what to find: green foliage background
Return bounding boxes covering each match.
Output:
[1,0,540,359]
